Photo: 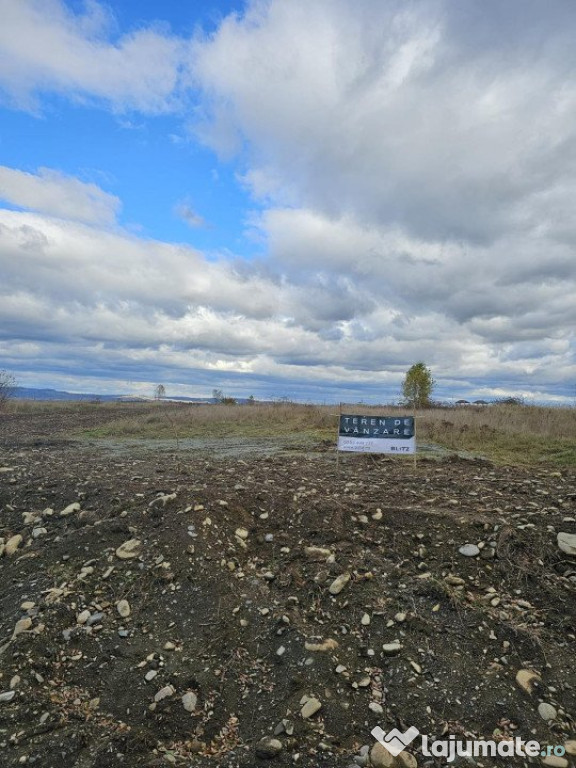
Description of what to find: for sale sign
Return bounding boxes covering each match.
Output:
[338,414,415,454]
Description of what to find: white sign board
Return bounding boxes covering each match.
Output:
[338,414,415,454]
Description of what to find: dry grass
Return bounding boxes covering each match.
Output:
[78,401,335,439]
[6,399,576,465]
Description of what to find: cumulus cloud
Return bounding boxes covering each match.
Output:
[0,166,120,225]
[0,0,189,112]
[1,0,576,400]
[193,0,576,243]
[1,201,573,399]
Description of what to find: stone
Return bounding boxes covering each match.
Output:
[154,685,175,702]
[5,535,23,556]
[235,527,249,540]
[0,691,16,703]
[538,702,557,721]
[255,737,283,759]
[149,493,176,508]
[516,669,541,694]
[304,638,338,652]
[32,527,47,538]
[541,757,568,768]
[60,502,81,517]
[398,753,418,768]
[563,741,576,756]
[13,617,32,637]
[300,697,322,718]
[328,572,351,595]
[459,544,480,557]
[76,610,91,625]
[182,691,197,712]
[116,600,131,618]
[382,641,403,655]
[557,532,576,556]
[369,702,384,714]
[361,613,371,625]
[370,743,396,768]
[444,575,465,586]
[304,546,331,560]
[145,670,158,682]
[116,539,142,559]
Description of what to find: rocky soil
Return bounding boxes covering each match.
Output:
[0,410,575,767]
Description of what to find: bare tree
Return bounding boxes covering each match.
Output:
[154,384,166,401]
[0,371,16,411]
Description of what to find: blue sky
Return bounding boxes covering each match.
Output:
[1,0,575,403]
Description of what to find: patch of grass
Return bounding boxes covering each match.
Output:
[76,402,336,441]
[9,399,576,465]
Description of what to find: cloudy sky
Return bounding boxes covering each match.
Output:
[1,0,575,403]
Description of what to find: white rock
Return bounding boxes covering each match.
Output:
[32,528,48,538]
[149,493,176,508]
[76,610,91,625]
[361,613,371,625]
[60,502,81,517]
[115,539,142,559]
[235,527,249,540]
[145,670,158,682]
[154,685,175,702]
[304,546,331,560]
[328,572,351,595]
[13,617,32,637]
[116,600,131,618]
[538,702,557,721]
[369,701,384,714]
[255,737,283,759]
[0,691,15,703]
[557,532,576,556]
[300,698,322,718]
[382,641,403,655]
[563,741,576,757]
[5,535,23,556]
[459,544,480,557]
[541,757,568,768]
[182,691,197,712]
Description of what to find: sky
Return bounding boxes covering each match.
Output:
[0,0,575,404]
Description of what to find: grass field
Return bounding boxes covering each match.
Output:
[5,399,576,465]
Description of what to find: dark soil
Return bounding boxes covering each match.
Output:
[0,410,575,767]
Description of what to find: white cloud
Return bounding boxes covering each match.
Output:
[192,0,576,244]
[1,202,574,399]
[0,166,120,225]
[1,1,576,400]
[0,0,189,112]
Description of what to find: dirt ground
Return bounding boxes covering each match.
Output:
[0,409,575,767]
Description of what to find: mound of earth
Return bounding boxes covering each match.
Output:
[0,424,575,767]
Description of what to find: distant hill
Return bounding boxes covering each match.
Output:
[10,387,253,404]
[11,387,121,402]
